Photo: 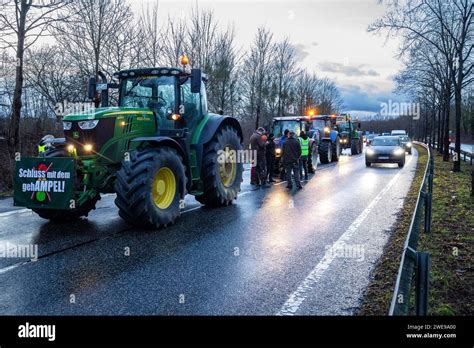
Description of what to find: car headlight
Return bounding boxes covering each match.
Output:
[78,120,99,130]
[407,142,412,147]
[366,148,375,155]
[394,148,405,155]
[63,121,72,130]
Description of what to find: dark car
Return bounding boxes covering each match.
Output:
[399,135,412,154]
[365,136,406,168]
[366,133,376,145]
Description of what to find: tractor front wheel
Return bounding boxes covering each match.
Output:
[308,144,318,173]
[195,126,243,206]
[114,147,186,229]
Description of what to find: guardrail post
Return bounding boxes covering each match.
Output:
[415,252,430,315]
[424,190,432,234]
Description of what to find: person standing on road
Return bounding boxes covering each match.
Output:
[279,129,290,179]
[282,131,302,190]
[266,133,276,183]
[298,131,310,181]
[250,127,268,186]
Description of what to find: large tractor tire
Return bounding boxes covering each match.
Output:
[331,137,341,162]
[351,140,357,155]
[114,147,186,229]
[307,144,318,173]
[32,147,100,221]
[195,126,243,206]
[319,141,332,164]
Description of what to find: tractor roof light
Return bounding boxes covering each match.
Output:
[180,55,189,66]
[171,113,181,121]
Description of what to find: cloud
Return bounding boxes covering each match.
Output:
[292,43,310,61]
[340,84,403,113]
[319,61,380,77]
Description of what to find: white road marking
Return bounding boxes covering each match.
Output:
[277,155,413,316]
[0,262,28,275]
[0,209,30,217]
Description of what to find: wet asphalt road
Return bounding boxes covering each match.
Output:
[0,148,417,315]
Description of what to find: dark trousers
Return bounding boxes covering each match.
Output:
[285,161,301,188]
[266,155,275,181]
[255,154,266,185]
[299,156,308,179]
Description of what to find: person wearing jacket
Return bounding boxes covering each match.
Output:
[265,133,276,183]
[298,131,310,180]
[282,131,302,189]
[249,127,268,186]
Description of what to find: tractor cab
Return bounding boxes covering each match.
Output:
[113,67,207,136]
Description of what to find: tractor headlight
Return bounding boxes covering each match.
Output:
[394,148,405,156]
[407,142,412,147]
[366,148,375,155]
[83,144,93,152]
[63,121,72,130]
[78,120,99,130]
[275,148,282,155]
[324,127,330,133]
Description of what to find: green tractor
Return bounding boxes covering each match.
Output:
[335,114,363,155]
[14,64,244,229]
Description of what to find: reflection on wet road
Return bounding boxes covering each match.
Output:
[0,149,417,315]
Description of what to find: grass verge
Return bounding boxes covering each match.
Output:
[358,144,473,315]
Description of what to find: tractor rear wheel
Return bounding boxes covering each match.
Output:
[331,137,341,162]
[195,126,243,206]
[351,140,358,155]
[319,141,332,164]
[114,147,186,229]
[32,147,100,221]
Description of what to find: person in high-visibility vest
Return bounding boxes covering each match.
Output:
[298,131,310,180]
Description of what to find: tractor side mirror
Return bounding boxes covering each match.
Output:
[88,77,96,100]
[358,122,361,129]
[190,69,202,93]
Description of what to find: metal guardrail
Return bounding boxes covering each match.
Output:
[389,141,434,315]
[448,145,473,165]
[431,142,473,165]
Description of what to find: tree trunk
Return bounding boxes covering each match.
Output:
[453,83,462,172]
[7,0,27,156]
[443,91,451,162]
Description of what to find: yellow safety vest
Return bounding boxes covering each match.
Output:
[299,137,309,156]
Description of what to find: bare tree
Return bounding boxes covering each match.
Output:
[55,0,133,106]
[0,0,70,153]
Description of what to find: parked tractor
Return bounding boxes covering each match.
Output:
[308,115,342,164]
[13,58,244,229]
[271,116,318,173]
[335,114,363,155]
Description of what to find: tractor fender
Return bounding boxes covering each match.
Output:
[131,136,192,190]
[193,114,243,171]
[196,114,243,145]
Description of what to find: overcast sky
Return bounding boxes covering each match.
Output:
[130,0,404,116]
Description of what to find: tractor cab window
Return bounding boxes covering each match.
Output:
[121,76,176,121]
[273,121,301,137]
[180,80,200,119]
